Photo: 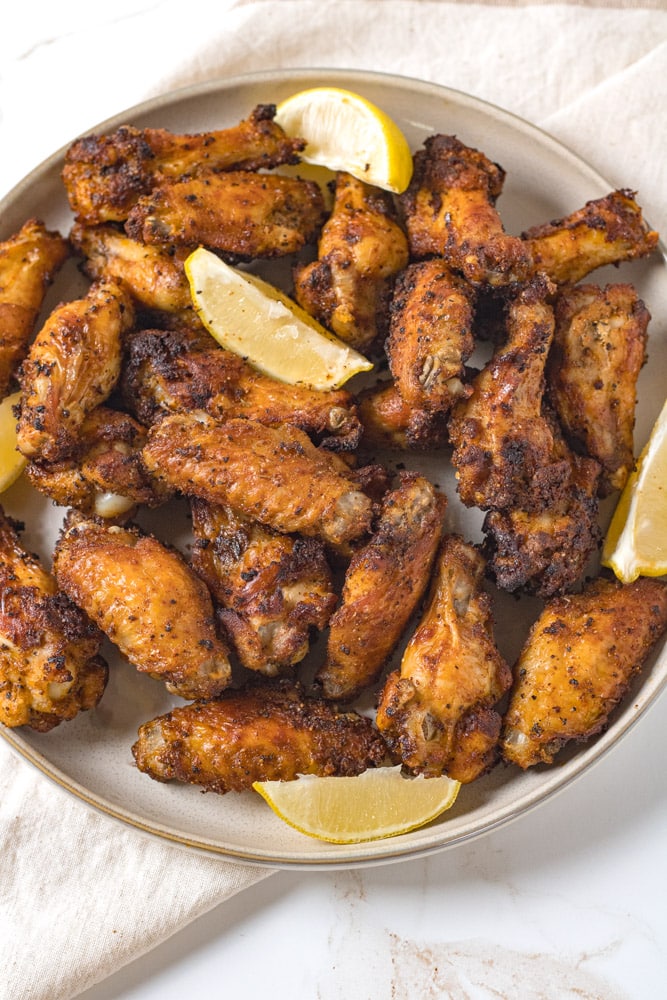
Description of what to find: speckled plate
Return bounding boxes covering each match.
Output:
[1,69,665,869]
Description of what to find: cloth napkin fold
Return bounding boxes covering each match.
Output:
[1,3,665,999]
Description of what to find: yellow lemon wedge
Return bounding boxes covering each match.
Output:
[185,247,373,390]
[0,391,27,493]
[602,397,667,582]
[252,765,461,844]
[274,86,414,194]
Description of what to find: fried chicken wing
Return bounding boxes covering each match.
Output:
[0,507,107,731]
[376,534,512,783]
[522,189,659,286]
[501,575,667,769]
[0,219,70,398]
[547,283,650,495]
[398,134,532,288]
[386,259,475,414]
[190,498,336,675]
[141,413,373,549]
[357,379,451,451]
[315,472,446,702]
[16,279,134,462]
[62,104,305,224]
[125,171,326,259]
[131,679,387,793]
[293,171,409,350]
[53,514,231,700]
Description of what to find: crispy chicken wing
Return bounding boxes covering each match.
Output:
[357,379,451,451]
[0,507,107,731]
[293,171,409,350]
[53,514,231,700]
[190,498,336,675]
[62,104,305,224]
[0,219,69,398]
[125,170,326,259]
[547,283,649,495]
[398,134,532,288]
[501,575,667,769]
[16,279,134,462]
[315,472,446,702]
[142,412,373,549]
[376,534,512,783]
[131,679,387,793]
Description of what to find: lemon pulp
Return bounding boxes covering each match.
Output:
[0,391,27,493]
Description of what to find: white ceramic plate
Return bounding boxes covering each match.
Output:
[1,69,665,869]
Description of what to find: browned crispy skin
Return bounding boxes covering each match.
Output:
[0,508,107,731]
[386,259,475,414]
[316,473,446,702]
[62,104,305,224]
[16,279,135,462]
[357,379,450,451]
[190,498,336,675]
[448,275,571,512]
[399,134,532,288]
[547,283,649,495]
[125,170,326,259]
[131,679,387,793]
[142,413,373,548]
[121,325,362,450]
[522,189,659,285]
[26,406,168,518]
[501,576,667,769]
[376,535,512,783]
[293,171,409,350]
[53,515,231,700]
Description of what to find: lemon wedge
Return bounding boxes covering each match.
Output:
[602,398,667,582]
[0,391,27,493]
[185,247,373,390]
[275,86,413,194]
[252,765,461,844]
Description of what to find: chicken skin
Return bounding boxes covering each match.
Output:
[0,507,107,732]
[125,170,326,259]
[293,171,409,351]
[16,279,135,462]
[376,534,512,783]
[190,498,336,675]
[386,259,475,414]
[132,679,387,794]
[142,413,373,549]
[547,283,650,495]
[357,379,451,452]
[62,104,305,224]
[399,134,532,288]
[0,219,69,399]
[501,575,667,769]
[316,473,446,702]
[53,515,231,700]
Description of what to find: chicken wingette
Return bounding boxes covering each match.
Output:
[0,506,107,731]
[376,534,512,783]
[53,514,231,700]
[501,575,667,769]
[357,380,451,451]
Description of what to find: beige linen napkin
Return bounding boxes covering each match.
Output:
[1,3,665,998]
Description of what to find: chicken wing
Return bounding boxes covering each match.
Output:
[293,171,409,351]
[357,379,451,451]
[53,514,231,700]
[62,104,305,224]
[16,279,134,462]
[398,134,532,287]
[315,472,446,702]
[0,507,107,731]
[376,534,512,783]
[131,679,387,794]
[0,219,69,398]
[190,498,336,675]
[547,283,650,495]
[501,575,667,769]
[125,170,326,259]
[141,413,373,549]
